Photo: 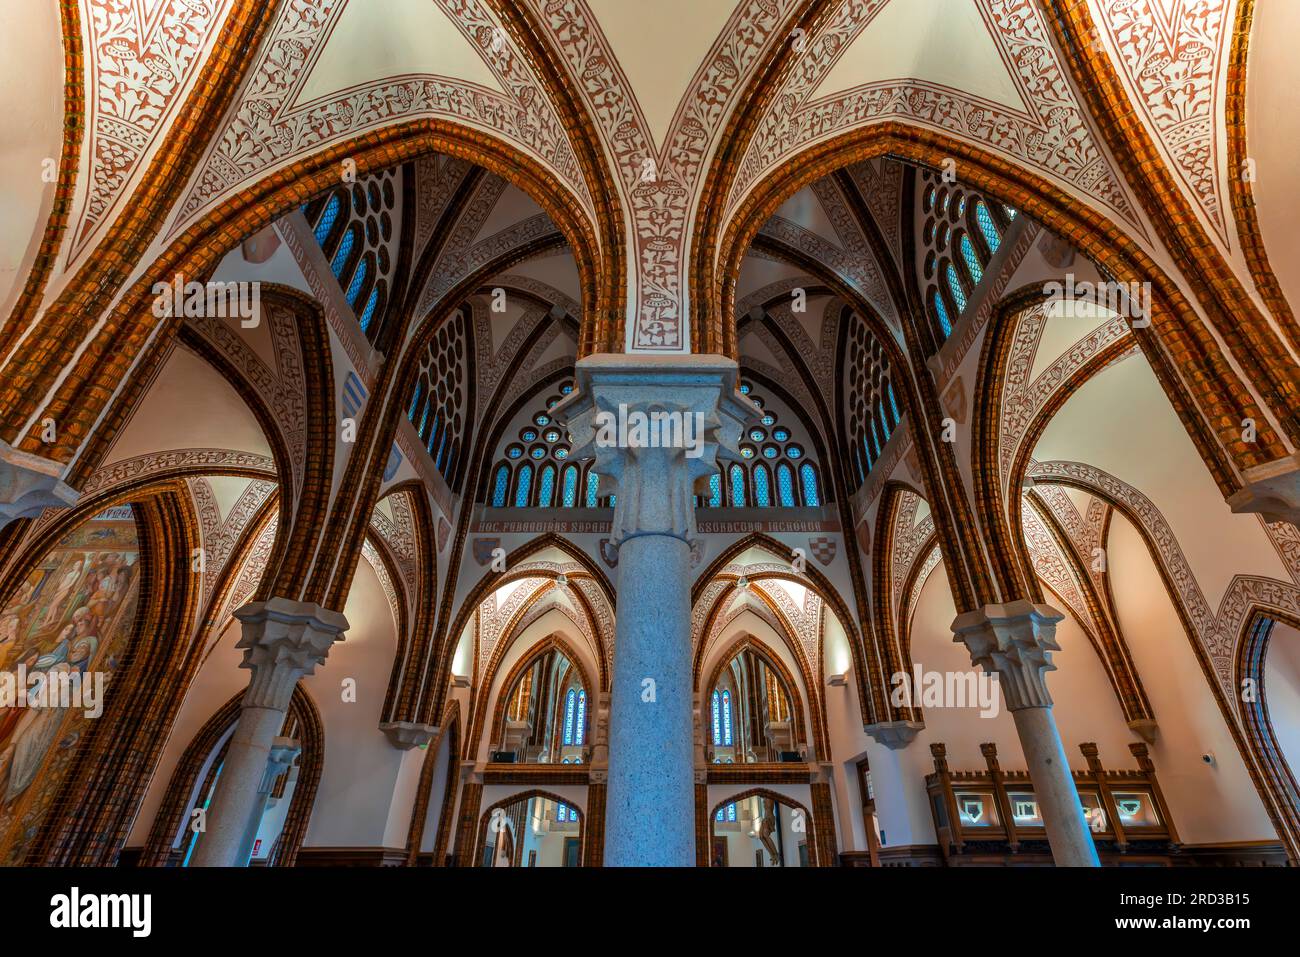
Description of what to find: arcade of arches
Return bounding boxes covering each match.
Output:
[2,0,1300,869]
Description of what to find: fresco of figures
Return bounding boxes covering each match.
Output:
[0,507,140,861]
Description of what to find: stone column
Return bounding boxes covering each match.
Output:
[191,598,347,867]
[556,354,753,867]
[951,600,1099,866]
[234,737,300,866]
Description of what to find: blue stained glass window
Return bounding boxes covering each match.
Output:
[801,463,820,507]
[721,690,733,745]
[530,446,545,460]
[730,464,746,507]
[418,401,430,439]
[359,287,379,333]
[514,464,532,507]
[777,463,795,507]
[934,291,952,338]
[563,688,577,745]
[946,263,967,314]
[715,807,725,822]
[959,234,983,284]
[754,464,771,507]
[976,201,1001,254]
[426,416,440,453]
[408,384,423,422]
[585,471,599,507]
[888,381,900,422]
[345,258,368,306]
[331,227,356,278]
[538,465,556,508]
[561,466,578,507]
[491,465,509,507]
[863,434,874,471]
[507,446,523,460]
[575,689,586,745]
[708,472,722,507]
[711,689,721,745]
[313,194,341,245]
[727,804,737,822]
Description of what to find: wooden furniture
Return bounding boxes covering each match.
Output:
[925,741,1179,865]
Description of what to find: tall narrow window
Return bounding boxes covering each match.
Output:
[959,234,982,284]
[537,465,556,508]
[975,200,1001,254]
[932,289,952,338]
[359,288,380,333]
[946,262,967,314]
[313,193,341,245]
[800,463,820,507]
[561,466,579,507]
[491,465,510,507]
[721,690,733,746]
[708,472,722,507]
[331,226,356,278]
[730,464,746,507]
[562,688,577,746]
[776,463,796,507]
[711,689,722,745]
[345,257,368,306]
[754,464,772,507]
[514,464,533,507]
[585,470,599,507]
[574,689,586,746]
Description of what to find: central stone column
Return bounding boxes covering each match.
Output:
[190,597,347,867]
[952,600,1100,866]
[557,354,752,866]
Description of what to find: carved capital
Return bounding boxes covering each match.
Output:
[260,737,302,793]
[554,354,756,547]
[864,719,924,749]
[1227,452,1300,526]
[234,598,348,711]
[0,442,78,527]
[380,721,438,750]
[951,600,1063,711]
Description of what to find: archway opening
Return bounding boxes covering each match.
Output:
[709,793,811,868]
[480,794,582,868]
[496,645,588,765]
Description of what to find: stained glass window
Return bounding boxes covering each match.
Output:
[933,290,952,338]
[754,464,771,507]
[346,257,368,306]
[563,688,577,745]
[721,690,733,745]
[727,803,737,822]
[711,689,722,745]
[946,263,967,313]
[888,381,900,422]
[537,465,556,508]
[313,194,341,245]
[708,472,722,507]
[561,466,578,507]
[491,465,509,507]
[359,287,379,333]
[959,234,982,284]
[976,201,1001,254]
[575,689,586,745]
[730,464,746,507]
[331,226,356,278]
[777,463,795,507]
[801,463,820,507]
[408,382,424,420]
[514,464,532,507]
[418,401,430,439]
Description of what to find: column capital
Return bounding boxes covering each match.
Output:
[864,720,924,749]
[1227,452,1300,525]
[0,441,78,527]
[555,353,756,547]
[379,721,437,750]
[951,600,1064,711]
[261,737,302,792]
[233,598,348,710]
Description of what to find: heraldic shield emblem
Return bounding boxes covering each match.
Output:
[808,536,836,566]
[473,537,501,566]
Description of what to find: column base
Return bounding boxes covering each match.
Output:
[0,441,77,527]
[1227,452,1300,526]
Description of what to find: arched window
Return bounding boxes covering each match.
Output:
[931,288,952,338]
[574,689,586,746]
[331,225,358,278]
[557,803,575,823]
[975,200,1001,254]
[753,464,772,507]
[776,463,796,508]
[359,287,380,333]
[345,256,369,306]
[721,689,733,746]
[800,462,820,507]
[945,262,967,314]
[563,688,577,746]
[537,464,556,508]
[711,689,722,746]
[730,463,746,507]
[514,464,533,507]
[561,466,579,507]
[958,234,982,285]
[714,803,737,823]
[491,464,510,507]
[708,472,722,507]
[585,469,600,507]
[313,193,342,245]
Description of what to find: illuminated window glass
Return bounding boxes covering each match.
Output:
[561,466,579,507]
[946,263,967,313]
[754,464,771,507]
[801,463,820,507]
[563,688,577,745]
[730,464,746,507]
[711,689,722,745]
[537,465,556,508]
[331,227,356,278]
[313,194,341,245]
[514,464,532,507]
[959,234,982,284]
[491,465,510,507]
[976,201,1001,253]
[933,290,952,338]
[777,463,795,507]
[359,288,379,332]
[708,472,722,507]
[574,689,586,745]
[887,381,900,422]
[346,258,368,306]
[721,690,733,745]
[585,471,599,507]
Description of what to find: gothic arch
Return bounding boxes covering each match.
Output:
[706,787,820,867]
[481,631,596,758]
[700,632,812,760]
[404,701,461,867]
[470,788,585,869]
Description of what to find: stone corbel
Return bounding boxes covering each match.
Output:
[1227,452,1300,526]
[864,720,924,749]
[0,441,78,528]
[380,721,438,750]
